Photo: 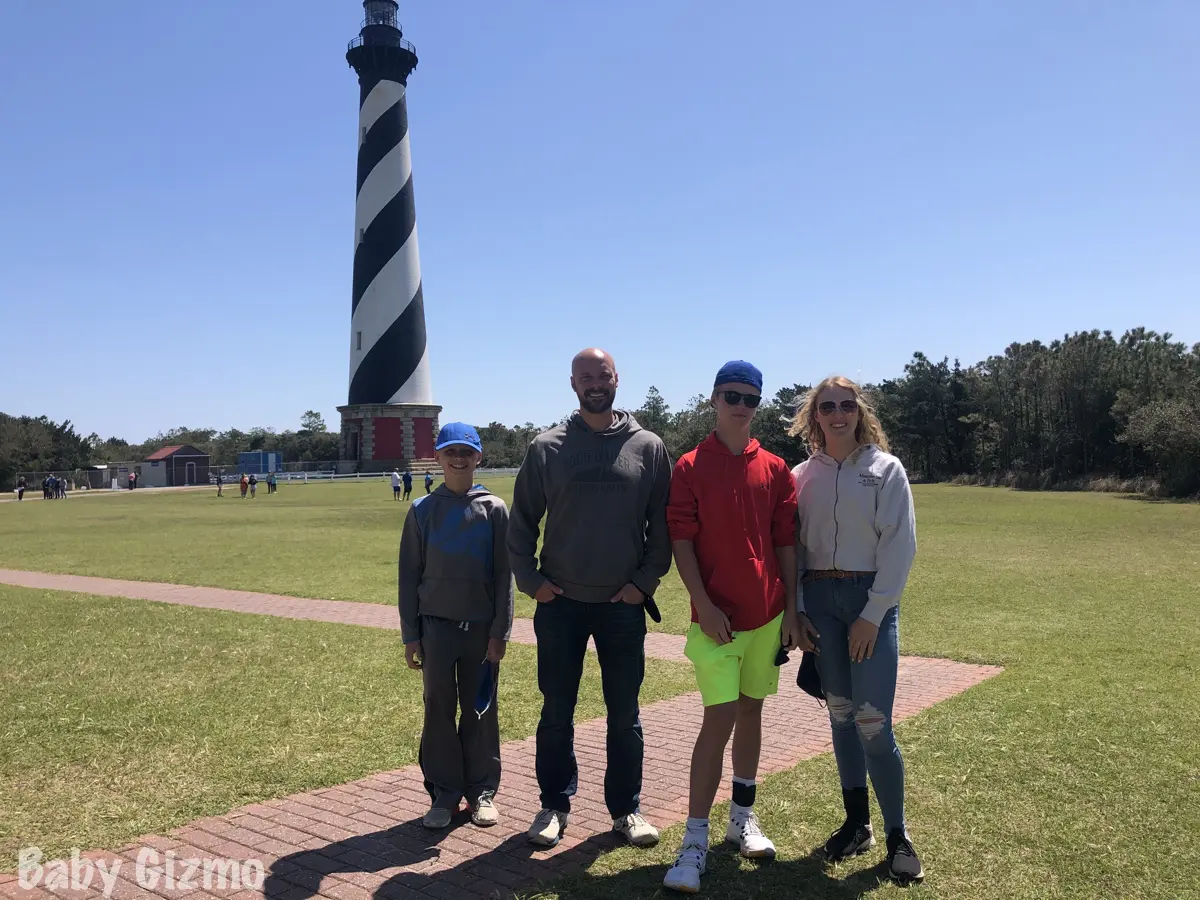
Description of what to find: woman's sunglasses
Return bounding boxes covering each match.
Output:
[818,399,859,416]
[720,391,762,408]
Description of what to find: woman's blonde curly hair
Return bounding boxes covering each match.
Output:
[787,375,890,454]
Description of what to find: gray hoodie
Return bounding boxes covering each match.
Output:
[398,483,515,643]
[507,410,672,603]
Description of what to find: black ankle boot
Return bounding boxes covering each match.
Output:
[823,787,874,860]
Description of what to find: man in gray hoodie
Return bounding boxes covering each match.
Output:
[508,348,673,849]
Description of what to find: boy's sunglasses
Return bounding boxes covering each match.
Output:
[818,399,858,416]
[721,391,762,409]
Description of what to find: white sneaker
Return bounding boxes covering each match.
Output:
[470,793,499,827]
[528,808,568,847]
[663,843,707,893]
[726,811,776,859]
[613,812,660,847]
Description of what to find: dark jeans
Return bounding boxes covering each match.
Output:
[417,616,501,809]
[534,596,646,818]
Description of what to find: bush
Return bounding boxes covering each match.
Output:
[1119,400,1200,497]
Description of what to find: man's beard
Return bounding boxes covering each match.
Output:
[578,389,615,414]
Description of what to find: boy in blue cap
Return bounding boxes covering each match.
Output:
[399,422,515,830]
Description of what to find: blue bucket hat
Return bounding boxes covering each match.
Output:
[713,360,763,393]
[435,422,482,453]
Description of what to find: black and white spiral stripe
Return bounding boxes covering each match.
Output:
[349,75,431,405]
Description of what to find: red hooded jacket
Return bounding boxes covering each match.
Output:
[667,433,798,632]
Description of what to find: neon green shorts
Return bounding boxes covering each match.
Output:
[684,612,784,707]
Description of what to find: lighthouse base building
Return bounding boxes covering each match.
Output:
[337,403,441,472]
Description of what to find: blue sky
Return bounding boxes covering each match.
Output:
[1,0,1196,442]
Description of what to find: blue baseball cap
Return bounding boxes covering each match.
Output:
[435,422,482,453]
[714,360,763,393]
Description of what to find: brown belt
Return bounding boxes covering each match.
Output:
[802,569,873,583]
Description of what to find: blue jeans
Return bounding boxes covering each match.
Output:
[805,574,906,833]
[533,596,646,818]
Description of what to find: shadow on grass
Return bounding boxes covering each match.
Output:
[543,840,896,900]
[262,817,895,900]
[1116,493,1197,505]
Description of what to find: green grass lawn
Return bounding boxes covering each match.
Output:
[0,584,697,870]
[3,484,1200,897]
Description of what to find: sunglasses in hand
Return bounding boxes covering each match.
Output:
[818,399,858,416]
[720,390,762,408]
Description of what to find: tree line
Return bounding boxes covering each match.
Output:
[483,327,1199,498]
[870,328,1199,497]
[4,328,1197,496]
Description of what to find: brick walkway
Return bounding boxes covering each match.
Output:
[0,570,688,661]
[0,570,1001,899]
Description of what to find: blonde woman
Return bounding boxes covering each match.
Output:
[790,376,923,884]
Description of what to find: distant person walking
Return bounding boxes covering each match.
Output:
[790,375,922,884]
[216,472,223,497]
[267,472,277,494]
[128,472,136,491]
[240,473,249,498]
[17,475,26,501]
[424,471,434,495]
[403,469,413,501]
[249,474,258,498]
[392,469,403,501]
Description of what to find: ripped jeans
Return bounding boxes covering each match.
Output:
[805,574,906,834]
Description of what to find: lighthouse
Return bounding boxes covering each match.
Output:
[338,0,440,471]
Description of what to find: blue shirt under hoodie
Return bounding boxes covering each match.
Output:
[398,483,515,643]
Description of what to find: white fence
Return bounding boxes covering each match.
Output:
[243,467,521,485]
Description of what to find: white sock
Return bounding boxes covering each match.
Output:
[684,817,709,848]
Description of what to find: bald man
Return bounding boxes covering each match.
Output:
[508,348,673,850]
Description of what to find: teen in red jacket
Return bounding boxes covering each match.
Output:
[662,360,799,894]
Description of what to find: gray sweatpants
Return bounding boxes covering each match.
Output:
[418,616,501,809]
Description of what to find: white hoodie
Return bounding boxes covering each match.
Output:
[791,444,916,626]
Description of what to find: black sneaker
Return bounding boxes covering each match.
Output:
[886,829,924,883]
[823,820,874,861]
